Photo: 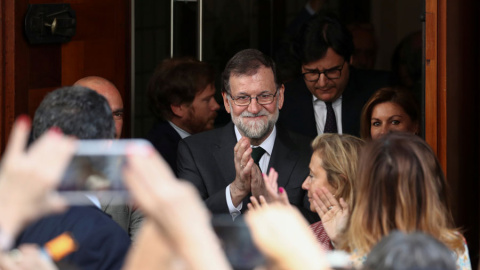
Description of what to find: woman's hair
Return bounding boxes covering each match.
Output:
[360,86,420,139]
[343,132,464,255]
[311,133,364,209]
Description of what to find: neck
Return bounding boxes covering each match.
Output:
[170,117,192,134]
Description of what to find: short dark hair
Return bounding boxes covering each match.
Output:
[147,57,215,120]
[364,231,456,270]
[32,86,115,140]
[222,49,279,95]
[300,13,354,64]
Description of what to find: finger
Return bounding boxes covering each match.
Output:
[312,200,324,218]
[44,192,68,215]
[250,196,261,209]
[259,195,268,206]
[339,198,349,214]
[2,116,31,163]
[321,187,340,208]
[278,188,290,205]
[241,147,252,169]
[312,191,329,214]
[241,158,254,179]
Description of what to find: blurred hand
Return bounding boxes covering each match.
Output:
[123,145,232,270]
[312,187,349,245]
[0,244,58,270]
[245,203,329,270]
[0,116,75,239]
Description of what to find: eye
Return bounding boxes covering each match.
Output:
[391,120,400,125]
[113,111,124,119]
[371,121,381,127]
[236,96,250,101]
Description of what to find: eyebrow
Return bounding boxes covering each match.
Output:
[304,63,343,72]
[113,109,124,113]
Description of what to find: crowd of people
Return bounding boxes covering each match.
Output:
[0,7,472,270]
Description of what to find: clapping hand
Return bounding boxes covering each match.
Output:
[312,187,349,245]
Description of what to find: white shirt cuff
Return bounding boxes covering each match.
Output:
[226,185,243,220]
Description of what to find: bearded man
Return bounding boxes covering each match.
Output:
[177,49,316,223]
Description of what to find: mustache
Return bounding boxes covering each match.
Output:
[240,111,269,117]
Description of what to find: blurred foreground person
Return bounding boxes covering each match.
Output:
[364,231,456,270]
[17,87,131,270]
[0,116,76,269]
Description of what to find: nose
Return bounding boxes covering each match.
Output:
[379,125,388,136]
[315,73,329,88]
[247,97,262,114]
[210,98,220,111]
[302,177,310,190]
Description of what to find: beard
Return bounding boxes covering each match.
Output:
[229,101,279,139]
[184,107,217,134]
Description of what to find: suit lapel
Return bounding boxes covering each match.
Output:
[212,122,237,186]
[269,128,299,188]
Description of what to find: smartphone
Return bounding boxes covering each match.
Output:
[212,215,265,270]
[58,139,152,205]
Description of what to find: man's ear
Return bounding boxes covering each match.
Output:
[277,84,285,110]
[222,92,231,113]
[170,103,188,118]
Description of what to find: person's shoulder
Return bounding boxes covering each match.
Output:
[182,122,233,145]
[277,124,312,150]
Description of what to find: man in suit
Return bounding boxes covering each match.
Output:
[17,86,131,269]
[178,49,315,222]
[146,57,220,174]
[73,76,142,239]
[278,14,391,139]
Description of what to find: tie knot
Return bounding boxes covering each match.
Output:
[325,102,333,108]
[251,147,266,166]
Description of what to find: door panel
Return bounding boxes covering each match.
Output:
[0,0,131,153]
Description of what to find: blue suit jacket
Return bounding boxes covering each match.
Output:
[279,67,392,139]
[16,205,131,270]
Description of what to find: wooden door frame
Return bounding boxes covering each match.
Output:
[425,0,447,172]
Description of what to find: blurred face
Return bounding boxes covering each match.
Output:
[302,152,336,212]
[302,48,350,102]
[184,83,220,134]
[222,66,284,141]
[370,102,418,139]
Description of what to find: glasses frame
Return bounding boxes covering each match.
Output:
[302,61,346,82]
[228,90,279,106]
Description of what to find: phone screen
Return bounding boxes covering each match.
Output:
[59,139,151,205]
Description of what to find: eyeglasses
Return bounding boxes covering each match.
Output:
[228,90,279,106]
[302,61,346,82]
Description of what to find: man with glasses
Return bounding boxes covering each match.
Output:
[279,14,391,138]
[177,49,316,223]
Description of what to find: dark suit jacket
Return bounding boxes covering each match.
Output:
[16,204,131,270]
[177,122,318,222]
[279,67,391,139]
[146,120,182,175]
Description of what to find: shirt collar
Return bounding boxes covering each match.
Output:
[234,125,276,156]
[312,95,343,106]
[168,121,191,139]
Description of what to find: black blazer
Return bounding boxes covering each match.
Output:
[177,122,318,222]
[146,120,182,175]
[279,67,391,139]
[16,205,131,270]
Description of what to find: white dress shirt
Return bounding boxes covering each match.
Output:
[168,121,191,139]
[225,125,277,220]
[313,95,343,135]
